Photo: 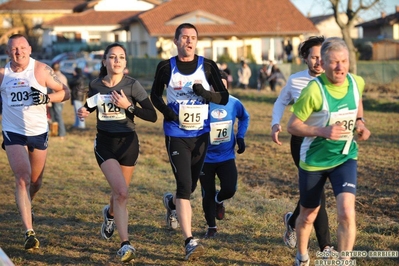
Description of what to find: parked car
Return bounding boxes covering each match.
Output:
[89,50,104,60]
[0,54,9,65]
[51,52,86,64]
[60,58,102,80]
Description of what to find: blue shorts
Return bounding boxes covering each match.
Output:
[2,131,49,152]
[299,159,357,208]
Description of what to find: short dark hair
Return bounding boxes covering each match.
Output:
[174,23,198,40]
[299,36,325,59]
[8,34,28,46]
[8,33,26,40]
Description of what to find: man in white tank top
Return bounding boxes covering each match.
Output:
[0,34,70,250]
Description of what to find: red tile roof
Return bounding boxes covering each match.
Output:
[132,0,318,37]
[43,10,140,27]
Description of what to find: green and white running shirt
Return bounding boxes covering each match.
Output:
[291,73,365,171]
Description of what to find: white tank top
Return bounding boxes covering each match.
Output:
[0,58,48,135]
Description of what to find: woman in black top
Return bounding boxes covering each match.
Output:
[78,43,156,263]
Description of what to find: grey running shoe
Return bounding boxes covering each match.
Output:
[294,258,310,266]
[322,246,337,259]
[204,227,218,239]
[184,238,204,260]
[101,205,115,240]
[117,244,136,263]
[163,192,179,229]
[24,230,40,250]
[283,211,296,248]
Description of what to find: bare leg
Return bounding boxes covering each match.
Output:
[296,205,319,258]
[336,192,356,259]
[176,198,192,239]
[6,145,46,231]
[100,159,134,243]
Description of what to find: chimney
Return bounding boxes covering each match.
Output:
[381,12,386,18]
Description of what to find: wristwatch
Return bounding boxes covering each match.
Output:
[127,104,135,114]
[356,117,366,124]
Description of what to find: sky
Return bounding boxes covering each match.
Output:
[290,0,399,21]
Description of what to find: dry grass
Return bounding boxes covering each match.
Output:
[0,85,398,266]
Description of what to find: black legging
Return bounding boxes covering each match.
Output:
[200,159,237,228]
[289,135,331,251]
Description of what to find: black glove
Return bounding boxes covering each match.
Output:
[162,106,178,121]
[192,84,211,101]
[30,87,50,105]
[236,138,245,154]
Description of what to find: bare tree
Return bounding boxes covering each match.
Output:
[329,0,381,74]
[0,10,40,51]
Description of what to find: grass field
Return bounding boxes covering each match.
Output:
[0,84,398,266]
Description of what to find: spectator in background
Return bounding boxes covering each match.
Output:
[69,67,87,129]
[220,63,233,88]
[49,62,68,139]
[267,65,286,92]
[285,40,293,63]
[237,60,251,89]
[257,64,268,91]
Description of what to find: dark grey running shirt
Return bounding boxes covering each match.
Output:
[88,75,155,133]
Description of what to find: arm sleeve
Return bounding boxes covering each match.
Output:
[131,97,157,122]
[129,80,157,122]
[235,100,250,139]
[271,76,294,126]
[150,61,170,114]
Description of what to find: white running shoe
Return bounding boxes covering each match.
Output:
[283,211,297,248]
[162,192,179,229]
[117,244,136,263]
[101,205,115,239]
[184,238,204,260]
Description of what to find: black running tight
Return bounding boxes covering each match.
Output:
[289,134,331,251]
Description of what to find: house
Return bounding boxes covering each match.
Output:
[0,0,84,46]
[355,6,399,40]
[371,39,399,60]
[121,0,318,64]
[2,0,318,64]
[41,0,160,55]
[355,5,399,60]
[309,13,362,39]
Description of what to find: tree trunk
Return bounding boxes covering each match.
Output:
[342,27,357,74]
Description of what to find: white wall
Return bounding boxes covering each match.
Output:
[94,0,154,11]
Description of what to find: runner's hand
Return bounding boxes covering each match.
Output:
[192,84,211,101]
[30,87,50,105]
[163,107,178,121]
[237,138,246,154]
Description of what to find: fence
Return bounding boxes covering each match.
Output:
[128,59,399,86]
[1,57,398,85]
